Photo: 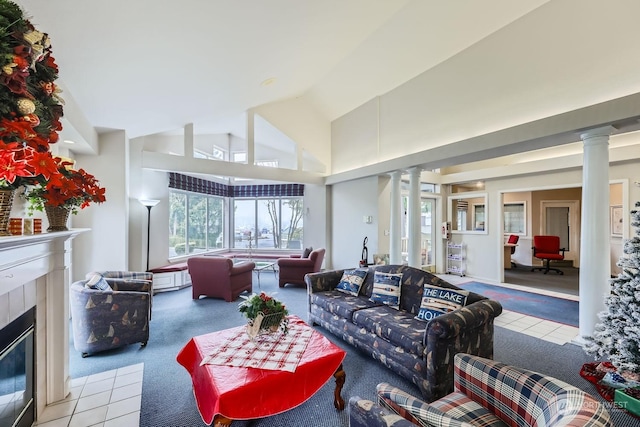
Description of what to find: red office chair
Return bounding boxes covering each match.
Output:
[531,235,566,275]
[507,234,519,268]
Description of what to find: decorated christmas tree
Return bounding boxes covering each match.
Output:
[585,201,640,374]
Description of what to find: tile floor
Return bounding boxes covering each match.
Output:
[35,363,143,427]
[34,276,580,427]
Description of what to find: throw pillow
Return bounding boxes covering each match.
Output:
[335,268,368,296]
[302,246,313,258]
[415,285,469,322]
[369,271,403,309]
[85,274,111,291]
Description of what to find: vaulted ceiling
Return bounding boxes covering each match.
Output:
[16,0,640,184]
[17,0,549,140]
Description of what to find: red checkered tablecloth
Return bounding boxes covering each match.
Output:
[200,321,312,372]
[176,316,346,424]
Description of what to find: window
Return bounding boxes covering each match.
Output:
[448,193,488,234]
[473,204,485,231]
[167,173,305,255]
[233,152,247,163]
[504,202,526,234]
[169,191,225,257]
[234,198,304,250]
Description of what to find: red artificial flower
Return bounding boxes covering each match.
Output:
[13,55,29,71]
[30,151,59,180]
[0,118,37,141]
[0,150,31,184]
[48,131,59,144]
[0,67,30,97]
[44,55,58,72]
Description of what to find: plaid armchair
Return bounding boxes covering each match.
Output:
[71,271,153,357]
[349,353,612,427]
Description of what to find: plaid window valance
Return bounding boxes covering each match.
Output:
[169,173,304,198]
[169,173,230,196]
[231,183,304,198]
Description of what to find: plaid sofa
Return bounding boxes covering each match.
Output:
[348,353,612,426]
[306,265,502,402]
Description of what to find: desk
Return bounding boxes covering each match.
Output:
[504,243,517,269]
[176,316,346,426]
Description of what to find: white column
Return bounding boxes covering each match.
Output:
[408,167,422,268]
[184,123,194,158]
[579,126,613,340]
[389,171,402,264]
[247,110,255,166]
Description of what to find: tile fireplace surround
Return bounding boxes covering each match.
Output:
[0,229,87,423]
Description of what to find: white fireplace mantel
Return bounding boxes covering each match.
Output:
[0,229,88,419]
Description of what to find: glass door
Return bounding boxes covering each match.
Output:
[420,198,435,269]
[401,195,436,270]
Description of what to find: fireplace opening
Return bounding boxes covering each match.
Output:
[0,307,35,427]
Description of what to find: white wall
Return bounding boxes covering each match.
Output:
[302,184,329,265]
[330,176,380,269]
[331,0,640,175]
[72,131,129,281]
[254,96,331,170]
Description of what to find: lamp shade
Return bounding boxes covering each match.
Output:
[139,199,160,208]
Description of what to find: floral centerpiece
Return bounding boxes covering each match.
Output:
[23,157,106,230]
[238,292,289,337]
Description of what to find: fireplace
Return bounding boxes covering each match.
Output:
[0,230,85,423]
[0,307,35,427]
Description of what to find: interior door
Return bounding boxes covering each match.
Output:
[546,207,569,251]
[540,201,580,267]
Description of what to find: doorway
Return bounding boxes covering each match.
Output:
[540,200,580,267]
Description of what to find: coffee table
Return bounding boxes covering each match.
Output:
[253,261,276,287]
[176,316,346,426]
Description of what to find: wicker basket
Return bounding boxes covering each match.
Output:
[246,312,286,340]
[44,205,71,232]
[0,189,15,236]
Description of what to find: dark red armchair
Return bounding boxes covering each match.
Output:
[531,235,566,275]
[188,256,255,301]
[277,248,325,287]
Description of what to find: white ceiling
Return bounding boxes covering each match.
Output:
[17,0,551,142]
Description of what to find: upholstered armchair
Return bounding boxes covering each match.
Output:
[86,270,154,318]
[188,256,255,301]
[349,353,612,427]
[71,273,152,357]
[277,248,325,287]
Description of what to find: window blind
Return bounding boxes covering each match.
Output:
[168,173,304,197]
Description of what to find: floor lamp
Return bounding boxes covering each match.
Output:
[140,199,160,271]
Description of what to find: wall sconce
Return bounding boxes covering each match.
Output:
[139,199,160,271]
